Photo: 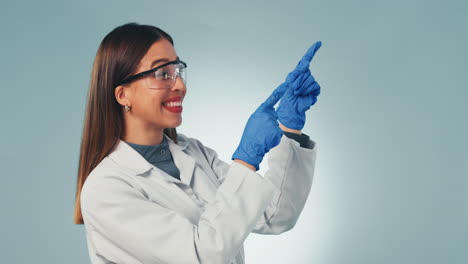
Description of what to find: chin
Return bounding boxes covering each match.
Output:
[165,120,182,128]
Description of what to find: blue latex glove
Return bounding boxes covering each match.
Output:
[232,83,289,171]
[276,41,322,130]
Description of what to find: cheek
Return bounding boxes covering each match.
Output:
[146,92,166,115]
[140,89,164,106]
[146,98,164,116]
[153,93,166,109]
[134,91,163,115]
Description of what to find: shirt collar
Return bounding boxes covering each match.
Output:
[108,134,189,176]
[126,136,171,163]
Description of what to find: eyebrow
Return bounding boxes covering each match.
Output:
[151,56,180,68]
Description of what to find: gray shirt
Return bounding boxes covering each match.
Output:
[126,136,181,180]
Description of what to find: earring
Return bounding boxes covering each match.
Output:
[124,104,131,112]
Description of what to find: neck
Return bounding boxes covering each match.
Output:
[122,118,165,145]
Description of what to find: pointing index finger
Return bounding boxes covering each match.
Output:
[293,41,322,73]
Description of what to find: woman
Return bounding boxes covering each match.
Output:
[74,22,321,264]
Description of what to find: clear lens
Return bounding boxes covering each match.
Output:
[145,62,187,89]
[176,65,187,85]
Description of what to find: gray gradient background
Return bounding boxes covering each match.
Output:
[1,0,467,263]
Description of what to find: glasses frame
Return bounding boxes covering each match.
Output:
[117,59,187,87]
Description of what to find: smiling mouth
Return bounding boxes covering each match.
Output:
[162,100,183,113]
[162,101,182,107]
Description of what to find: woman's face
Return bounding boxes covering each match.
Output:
[122,39,187,130]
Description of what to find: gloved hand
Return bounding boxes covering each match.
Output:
[232,82,289,171]
[276,41,322,130]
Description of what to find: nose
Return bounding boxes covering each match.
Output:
[170,75,187,95]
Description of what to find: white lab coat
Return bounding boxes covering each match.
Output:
[80,133,317,264]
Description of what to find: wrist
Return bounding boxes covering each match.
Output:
[233,159,256,171]
[279,122,302,134]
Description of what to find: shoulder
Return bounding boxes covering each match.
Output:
[80,157,139,210]
[177,133,209,151]
[176,133,218,159]
[84,156,131,186]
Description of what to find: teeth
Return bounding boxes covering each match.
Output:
[164,101,182,107]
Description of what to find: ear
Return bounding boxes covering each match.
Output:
[115,85,131,107]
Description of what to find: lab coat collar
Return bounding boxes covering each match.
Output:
[108,134,194,185]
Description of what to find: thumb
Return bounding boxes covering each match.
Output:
[259,82,289,110]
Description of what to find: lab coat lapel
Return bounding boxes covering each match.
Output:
[111,137,194,186]
[166,135,195,186]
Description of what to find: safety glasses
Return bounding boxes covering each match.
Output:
[117,60,187,89]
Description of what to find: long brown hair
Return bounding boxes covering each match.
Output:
[74,23,178,224]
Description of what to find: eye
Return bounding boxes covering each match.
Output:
[154,70,170,80]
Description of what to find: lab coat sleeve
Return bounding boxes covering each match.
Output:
[202,134,317,235]
[80,162,278,264]
[251,134,317,234]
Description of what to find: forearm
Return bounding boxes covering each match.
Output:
[252,135,317,234]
